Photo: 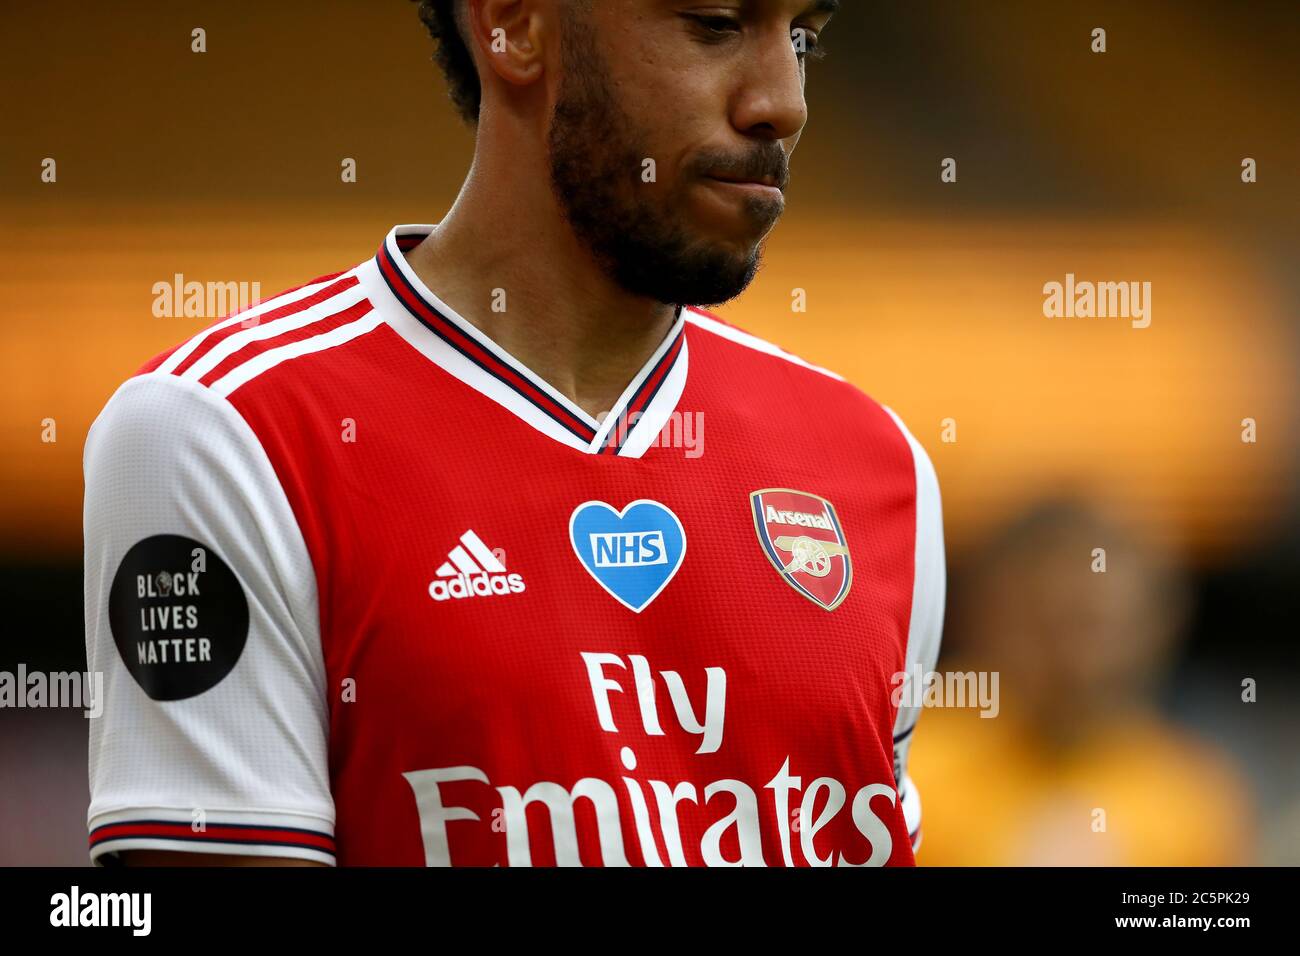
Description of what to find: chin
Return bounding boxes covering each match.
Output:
[681,214,770,261]
[673,251,763,308]
[684,183,777,236]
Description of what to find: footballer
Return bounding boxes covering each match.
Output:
[83,0,945,866]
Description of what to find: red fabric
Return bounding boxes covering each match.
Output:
[150,288,920,867]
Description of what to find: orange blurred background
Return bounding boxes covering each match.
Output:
[1,0,1297,865]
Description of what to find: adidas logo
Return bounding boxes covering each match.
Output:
[428,530,526,602]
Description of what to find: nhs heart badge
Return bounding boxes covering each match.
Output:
[569,500,686,613]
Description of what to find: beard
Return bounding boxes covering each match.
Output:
[547,16,785,307]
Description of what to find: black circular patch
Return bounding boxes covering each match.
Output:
[108,534,249,701]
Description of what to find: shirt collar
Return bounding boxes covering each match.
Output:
[368,224,689,458]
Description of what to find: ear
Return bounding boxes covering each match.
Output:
[463,0,550,89]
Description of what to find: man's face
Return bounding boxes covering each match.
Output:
[547,0,836,307]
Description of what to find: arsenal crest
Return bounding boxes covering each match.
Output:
[750,489,852,611]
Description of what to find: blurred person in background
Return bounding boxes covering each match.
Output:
[910,498,1255,865]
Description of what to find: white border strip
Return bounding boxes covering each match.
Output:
[181,280,371,383]
[158,274,350,375]
[683,309,845,381]
[384,225,601,430]
[210,309,385,398]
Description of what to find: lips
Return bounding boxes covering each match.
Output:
[706,172,783,191]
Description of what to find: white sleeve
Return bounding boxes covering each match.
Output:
[83,372,335,864]
[882,407,946,854]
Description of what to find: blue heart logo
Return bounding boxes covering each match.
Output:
[569,500,686,613]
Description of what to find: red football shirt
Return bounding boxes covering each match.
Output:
[84,224,945,866]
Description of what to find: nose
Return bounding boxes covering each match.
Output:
[729,28,810,143]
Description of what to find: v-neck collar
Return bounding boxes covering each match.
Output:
[366,224,689,458]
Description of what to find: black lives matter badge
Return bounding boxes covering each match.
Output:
[108,535,249,701]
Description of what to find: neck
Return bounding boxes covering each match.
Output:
[404,144,678,420]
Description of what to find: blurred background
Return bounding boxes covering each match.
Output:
[1,0,1297,865]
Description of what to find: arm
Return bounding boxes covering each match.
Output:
[883,407,946,854]
[120,851,327,866]
[84,373,335,866]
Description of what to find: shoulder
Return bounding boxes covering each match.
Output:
[89,265,383,471]
[683,306,849,386]
[683,307,937,482]
[133,266,376,396]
